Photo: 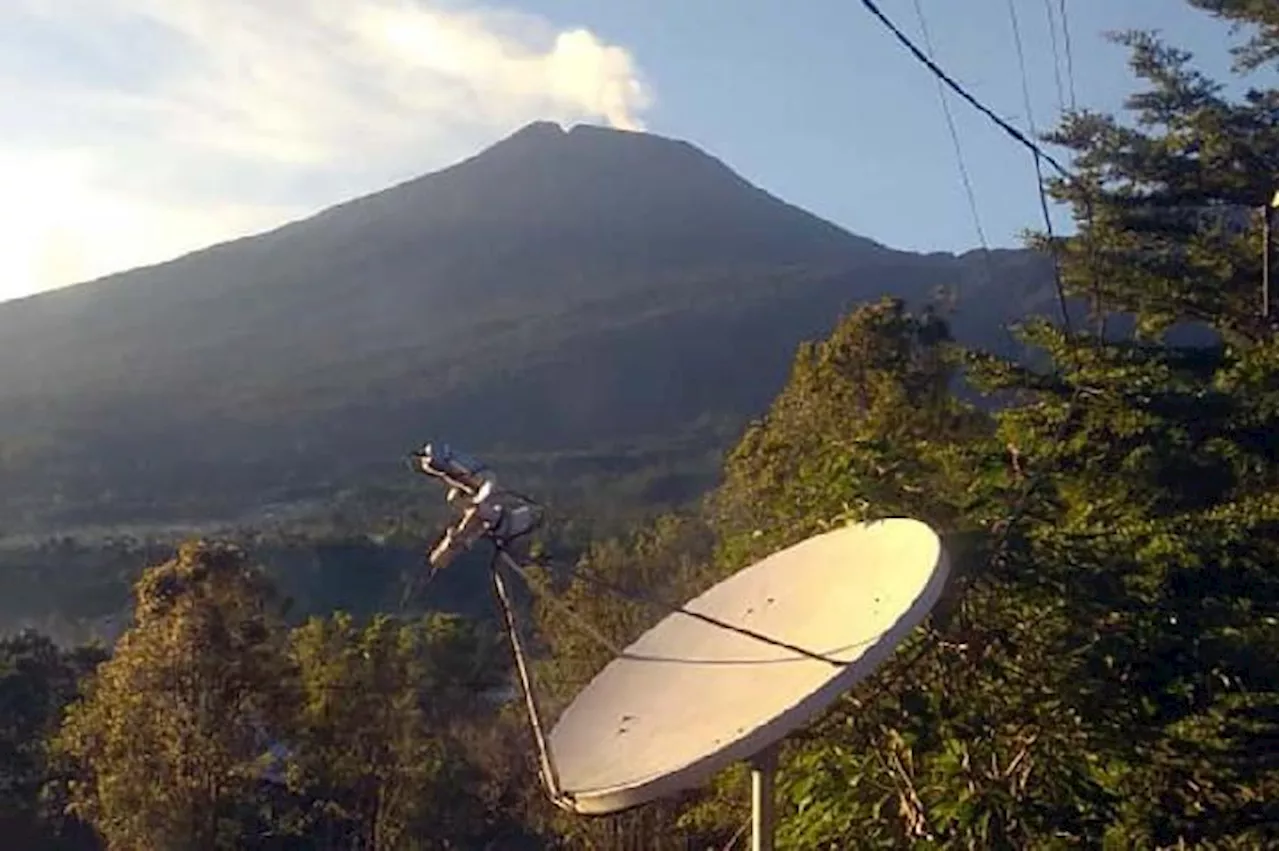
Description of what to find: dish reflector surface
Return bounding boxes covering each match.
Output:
[547,517,948,815]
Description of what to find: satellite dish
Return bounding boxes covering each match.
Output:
[547,518,949,833]
[407,448,949,849]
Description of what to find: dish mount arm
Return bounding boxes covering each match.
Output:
[409,442,542,571]
[409,442,566,803]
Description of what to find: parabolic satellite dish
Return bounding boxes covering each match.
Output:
[548,517,949,816]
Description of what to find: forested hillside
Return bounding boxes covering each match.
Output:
[0,116,1057,537]
[1,2,1275,848]
[0,70,1061,639]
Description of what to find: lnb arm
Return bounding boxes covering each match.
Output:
[411,442,495,496]
[411,442,542,573]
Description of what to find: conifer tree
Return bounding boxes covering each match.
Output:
[693,2,1276,846]
[971,3,1278,841]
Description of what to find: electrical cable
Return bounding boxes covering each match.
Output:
[1005,0,1041,139]
[1043,0,1068,114]
[907,0,1027,353]
[1058,0,1078,110]
[475,485,848,668]
[1003,0,1076,338]
[854,0,1070,179]
[854,0,1109,668]
[859,0,1078,337]
[946,0,1105,600]
[910,0,991,259]
[887,0,1099,536]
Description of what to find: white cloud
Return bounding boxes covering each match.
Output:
[0,0,652,303]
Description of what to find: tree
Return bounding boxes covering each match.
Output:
[1189,0,1277,71]
[52,541,294,851]
[0,630,104,850]
[986,3,1279,842]
[714,296,994,570]
[283,611,500,850]
[677,4,1277,845]
[693,300,1109,848]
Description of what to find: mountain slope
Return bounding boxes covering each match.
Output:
[0,122,1056,533]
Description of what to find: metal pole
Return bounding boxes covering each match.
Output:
[750,745,778,851]
[490,549,563,801]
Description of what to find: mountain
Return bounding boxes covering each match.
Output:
[0,122,1057,534]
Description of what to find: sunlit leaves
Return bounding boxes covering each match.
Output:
[283,611,497,849]
[714,297,995,567]
[51,542,293,851]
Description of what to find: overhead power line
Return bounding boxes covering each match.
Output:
[855,0,1076,335]
[1005,0,1041,137]
[1058,0,1078,110]
[1043,0,1068,113]
[854,0,1071,179]
[910,0,991,255]
[1004,0,1075,335]
[851,0,1107,642]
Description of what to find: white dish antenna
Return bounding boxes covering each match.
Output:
[408,447,949,850]
[547,518,949,845]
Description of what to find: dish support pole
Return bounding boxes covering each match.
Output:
[750,744,778,851]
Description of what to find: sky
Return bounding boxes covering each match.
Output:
[0,0,1257,303]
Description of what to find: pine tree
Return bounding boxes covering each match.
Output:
[1189,0,1278,72]
[968,1,1278,843]
[686,3,1277,846]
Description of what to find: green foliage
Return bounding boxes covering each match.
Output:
[1007,9,1278,843]
[282,611,501,849]
[698,296,1109,848]
[714,296,996,567]
[0,631,103,850]
[671,6,1276,847]
[2,5,1274,850]
[52,541,295,851]
[1188,0,1277,71]
[37,542,532,850]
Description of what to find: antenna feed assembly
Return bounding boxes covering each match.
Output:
[411,442,542,570]
[409,442,564,801]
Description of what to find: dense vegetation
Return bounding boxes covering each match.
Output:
[2,3,1276,848]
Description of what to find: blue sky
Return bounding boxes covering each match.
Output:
[0,0,1256,302]
[509,0,1247,252]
